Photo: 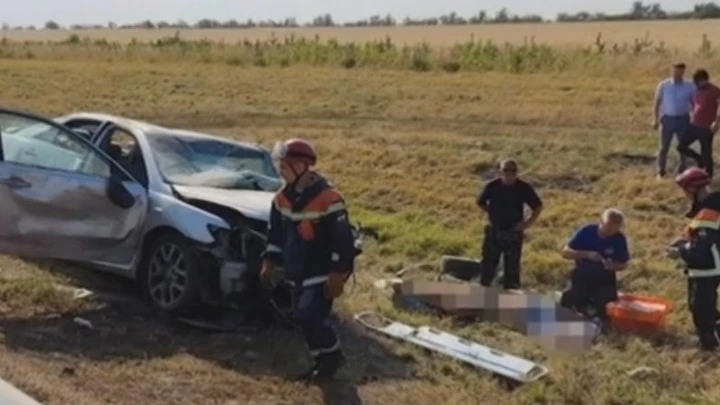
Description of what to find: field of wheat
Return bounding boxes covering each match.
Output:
[1,21,720,405]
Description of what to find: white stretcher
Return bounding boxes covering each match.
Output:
[354,310,550,383]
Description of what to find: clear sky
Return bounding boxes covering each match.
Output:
[2,0,695,27]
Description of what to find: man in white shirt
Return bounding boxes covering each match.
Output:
[653,62,696,178]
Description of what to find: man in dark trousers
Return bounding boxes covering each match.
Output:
[678,69,720,178]
[653,62,695,179]
[476,159,543,290]
[260,138,357,381]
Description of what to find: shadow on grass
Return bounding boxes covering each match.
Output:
[0,260,416,405]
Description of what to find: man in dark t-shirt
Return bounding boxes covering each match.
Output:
[476,159,543,290]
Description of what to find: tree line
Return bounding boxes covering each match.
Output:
[2,1,719,31]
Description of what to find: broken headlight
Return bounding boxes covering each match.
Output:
[207,224,231,246]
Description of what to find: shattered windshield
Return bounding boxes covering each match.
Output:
[147,131,283,192]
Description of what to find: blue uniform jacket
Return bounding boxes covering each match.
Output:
[678,191,720,278]
[261,175,356,288]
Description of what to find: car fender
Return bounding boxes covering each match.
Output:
[143,190,230,246]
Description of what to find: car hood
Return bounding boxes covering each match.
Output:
[173,185,275,222]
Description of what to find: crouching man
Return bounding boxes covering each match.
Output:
[667,167,720,351]
[559,209,631,326]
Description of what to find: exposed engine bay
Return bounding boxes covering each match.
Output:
[176,195,373,326]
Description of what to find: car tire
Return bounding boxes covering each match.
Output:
[137,231,204,316]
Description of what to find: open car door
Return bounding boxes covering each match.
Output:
[0,107,148,264]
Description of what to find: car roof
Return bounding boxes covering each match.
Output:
[57,111,161,132]
[60,111,268,152]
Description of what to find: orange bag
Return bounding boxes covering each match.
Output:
[606,293,673,334]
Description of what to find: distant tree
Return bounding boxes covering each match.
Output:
[494,8,509,23]
[468,10,487,23]
[223,19,240,28]
[312,14,334,26]
[694,2,720,18]
[44,20,60,29]
[1,22,10,30]
[195,18,220,28]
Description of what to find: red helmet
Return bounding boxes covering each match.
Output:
[272,138,317,166]
[676,167,711,189]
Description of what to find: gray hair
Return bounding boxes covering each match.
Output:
[601,208,625,224]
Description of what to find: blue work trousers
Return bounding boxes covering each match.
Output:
[293,284,340,358]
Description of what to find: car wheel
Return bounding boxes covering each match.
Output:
[138,232,203,315]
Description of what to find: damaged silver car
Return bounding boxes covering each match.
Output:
[0,107,366,317]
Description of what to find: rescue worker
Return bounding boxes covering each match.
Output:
[666,167,720,351]
[259,138,356,380]
[559,208,631,327]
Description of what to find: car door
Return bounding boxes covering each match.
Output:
[58,117,111,143]
[0,108,149,264]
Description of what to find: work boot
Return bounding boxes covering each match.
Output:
[315,350,346,378]
[698,333,720,352]
[291,350,346,383]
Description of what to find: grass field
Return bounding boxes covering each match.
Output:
[1,22,720,405]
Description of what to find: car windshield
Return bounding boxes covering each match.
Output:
[146,131,283,192]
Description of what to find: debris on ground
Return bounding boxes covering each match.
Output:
[175,310,257,332]
[61,366,76,377]
[52,284,94,300]
[373,278,403,290]
[72,288,93,300]
[72,317,93,329]
[626,366,658,379]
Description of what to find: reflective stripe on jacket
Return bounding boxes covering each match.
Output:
[261,174,356,285]
[680,196,720,278]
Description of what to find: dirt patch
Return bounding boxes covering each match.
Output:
[604,152,656,167]
[471,162,499,180]
[0,262,415,405]
[528,174,600,192]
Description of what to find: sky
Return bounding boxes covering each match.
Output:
[1,0,695,27]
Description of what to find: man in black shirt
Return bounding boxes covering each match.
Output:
[476,159,543,290]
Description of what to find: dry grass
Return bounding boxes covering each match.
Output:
[1,20,719,48]
[0,41,719,405]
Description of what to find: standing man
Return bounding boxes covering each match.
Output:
[653,62,695,179]
[260,138,357,381]
[559,209,631,327]
[668,167,720,351]
[476,159,543,290]
[677,69,720,179]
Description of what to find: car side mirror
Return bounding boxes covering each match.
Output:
[106,170,136,209]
